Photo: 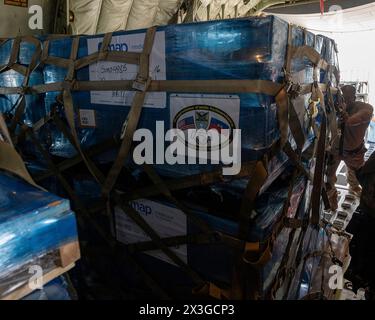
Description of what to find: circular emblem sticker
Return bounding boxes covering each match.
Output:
[172,105,236,151]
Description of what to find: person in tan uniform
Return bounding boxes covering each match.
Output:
[326,85,373,210]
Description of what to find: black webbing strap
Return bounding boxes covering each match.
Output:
[311,113,327,225]
[288,99,306,153]
[102,27,156,196]
[309,80,329,225]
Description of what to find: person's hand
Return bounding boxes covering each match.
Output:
[340,110,349,122]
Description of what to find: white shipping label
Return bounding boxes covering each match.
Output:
[87,31,166,108]
[79,109,96,128]
[115,199,187,266]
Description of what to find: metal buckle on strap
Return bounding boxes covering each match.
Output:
[133,76,151,92]
[286,81,301,99]
[62,79,77,91]
[21,85,32,95]
[284,217,307,229]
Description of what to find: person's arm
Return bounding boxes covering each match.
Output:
[346,104,373,126]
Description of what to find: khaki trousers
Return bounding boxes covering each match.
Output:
[325,146,366,209]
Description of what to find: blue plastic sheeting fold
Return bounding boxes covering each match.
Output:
[0,172,78,279]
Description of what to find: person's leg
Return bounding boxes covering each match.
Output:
[344,148,366,196]
[325,153,341,211]
[347,168,362,196]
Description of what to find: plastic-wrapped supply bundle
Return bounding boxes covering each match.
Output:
[270,180,313,300]
[40,16,284,161]
[36,16,322,176]
[286,224,324,300]
[261,177,309,298]
[0,39,45,127]
[289,25,322,85]
[114,169,307,296]
[318,35,340,87]
[0,171,79,298]
[304,229,352,300]
[286,221,351,300]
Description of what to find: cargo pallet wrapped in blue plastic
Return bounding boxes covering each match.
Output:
[0,14,341,299]
[112,168,309,299]
[0,169,80,299]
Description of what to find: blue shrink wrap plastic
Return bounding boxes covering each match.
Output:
[318,34,339,86]
[25,160,66,197]
[260,177,309,296]
[37,16,322,175]
[0,16,336,178]
[0,40,45,126]
[41,16,287,160]
[114,171,307,289]
[0,171,79,282]
[286,224,328,300]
